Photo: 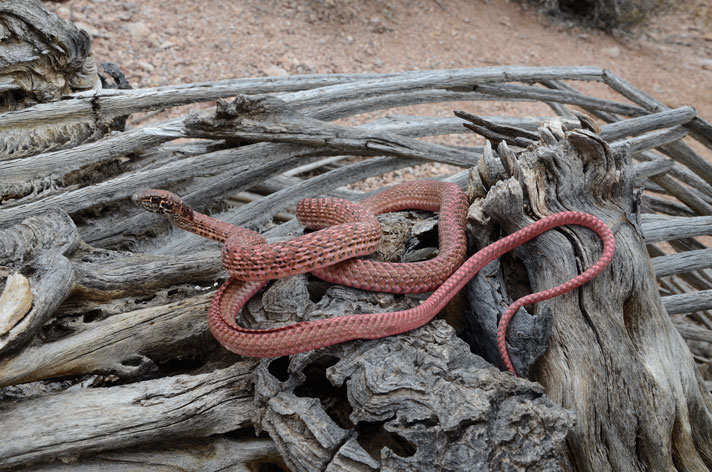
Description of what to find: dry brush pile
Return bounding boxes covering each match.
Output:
[1,1,712,470]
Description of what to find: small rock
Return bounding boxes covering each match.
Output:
[263,65,288,76]
[298,59,316,72]
[699,59,712,71]
[124,22,150,38]
[123,2,138,11]
[137,61,155,72]
[602,46,621,58]
[56,7,70,19]
[159,40,176,49]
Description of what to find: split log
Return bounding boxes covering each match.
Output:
[0,0,102,158]
[29,437,283,472]
[0,209,78,356]
[0,361,257,469]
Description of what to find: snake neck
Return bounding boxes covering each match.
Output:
[167,203,196,231]
[170,209,234,244]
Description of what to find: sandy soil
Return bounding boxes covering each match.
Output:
[48,0,711,164]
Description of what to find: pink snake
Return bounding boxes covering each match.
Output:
[133,181,615,375]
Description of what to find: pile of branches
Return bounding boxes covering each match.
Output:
[1,1,712,470]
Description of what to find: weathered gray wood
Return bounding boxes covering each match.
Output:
[184,96,478,167]
[652,173,712,216]
[303,89,502,122]
[74,250,222,298]
[610,126,689,154]
[637,150,712,200]
[473,83,647,116]
[659,140,712,187]
[0,0,103,159]
[538,80,576,117]
[0,210,79,355]
[642,195,698,216]
[260,173,364,201]
[599,106,697,141]
[541,78,621,124]
[85,66,605,122]
[81,114,470,249]
[673,319,712,344]
[251,271,575,471]
[1,119,179,183]
[0,361,256,469]
[464,118,712,470]
[455,110,539,147]
[633,158,674,179]
[0,0,96,98]
[0,142,311,227]
[79,143,322,248]
[0,292,214,387]
[366,114,576,137]
[603,69,712,151]
[641,215,712,242]
[663,290,712,315]
[0,65,604,136]
[28,437,282,472]
[653,249,712,277]
[0,67,604,192]
[0,209,78,265]
[285,65,605,111]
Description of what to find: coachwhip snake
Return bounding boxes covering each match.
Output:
[134,181,615,375]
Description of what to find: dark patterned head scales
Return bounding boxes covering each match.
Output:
[132,189,193,220]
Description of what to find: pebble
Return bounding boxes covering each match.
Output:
[138,61,155,72]
[125,22,150,38]
[56,7,71,19]
[602,46,621,58]
[263,65,288,76]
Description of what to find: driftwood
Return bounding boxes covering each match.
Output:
[2,1,712,470]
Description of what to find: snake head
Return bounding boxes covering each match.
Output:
[132,189,193,220]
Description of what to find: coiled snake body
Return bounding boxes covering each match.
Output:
[134,181,615,375]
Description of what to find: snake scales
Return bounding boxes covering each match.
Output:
[134,180,615,375]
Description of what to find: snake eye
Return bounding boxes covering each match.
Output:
[151,196,160,205]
